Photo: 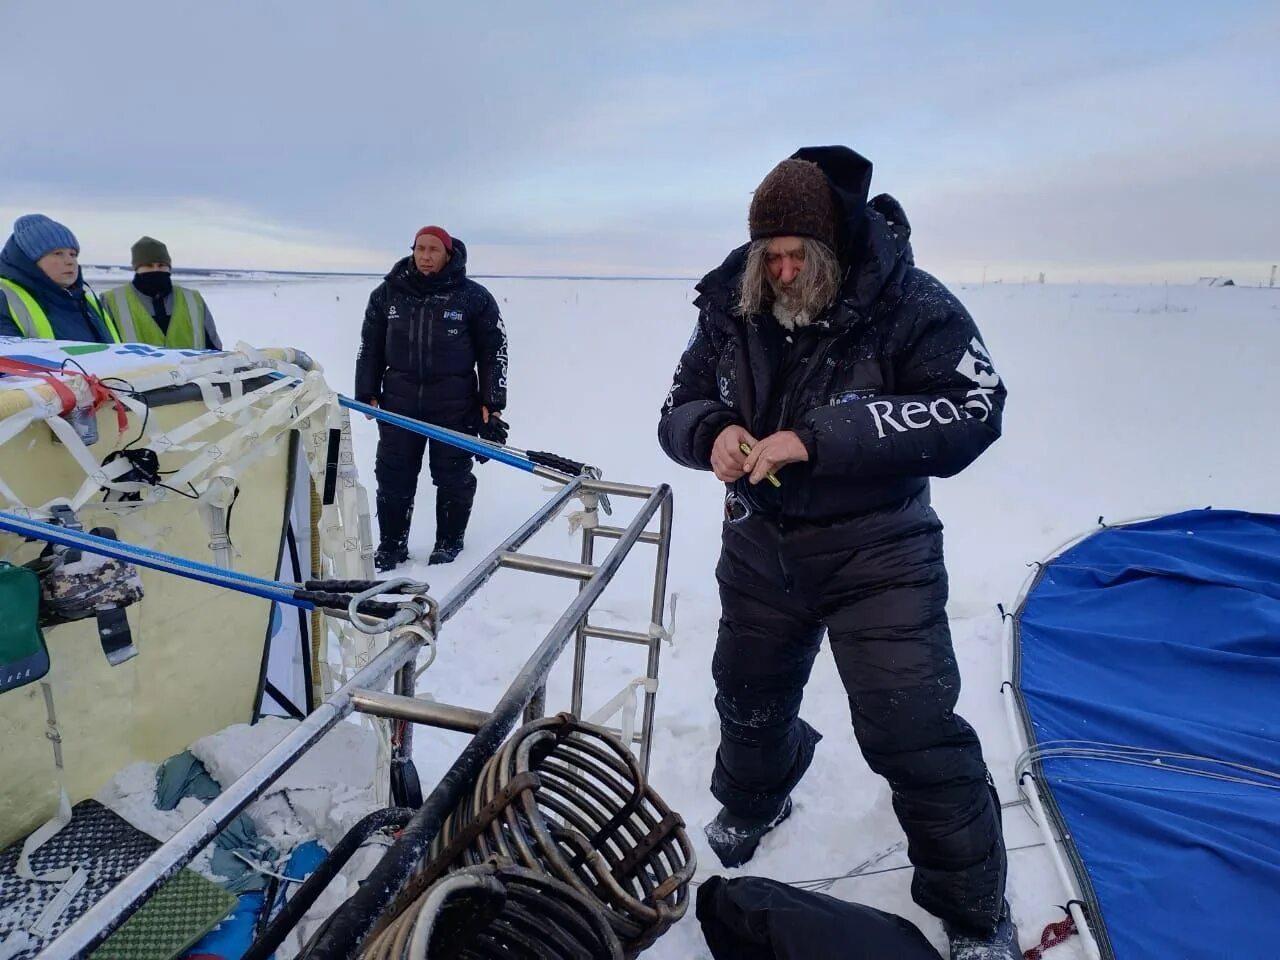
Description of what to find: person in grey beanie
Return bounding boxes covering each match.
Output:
[0,214,121,342]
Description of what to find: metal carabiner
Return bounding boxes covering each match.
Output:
[724,491,752,524]
[347,577,426,635]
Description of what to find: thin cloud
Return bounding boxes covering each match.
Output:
[0,1,1274,281]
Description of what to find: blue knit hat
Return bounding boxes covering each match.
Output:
[11,214,79,262]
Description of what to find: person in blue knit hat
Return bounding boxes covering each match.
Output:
[0,214,121,342]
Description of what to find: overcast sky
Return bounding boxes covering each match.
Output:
[1,1,1275,283]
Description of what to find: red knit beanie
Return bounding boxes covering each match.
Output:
[413,225,453,252]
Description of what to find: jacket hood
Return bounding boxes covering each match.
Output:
[791,145,874,262]
[0,234,86,302]
[697,147,913,320]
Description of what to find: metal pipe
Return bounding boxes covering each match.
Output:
[640,495,674,776]
[391,663,417,803]
[339,396,536,474]
[570,492,599,718]
[0,508,303,607]
[522,686,546,725]
[581,478,657,498]
[1005,531,1102,960]
[352,689,489,734]
[532,484,603,724]
[497,551,597,581]
[242,807,415,960]
[582,625,652,646]
[1020,773,1102,960]
[532,464,575,485]
[590,524,662,545]
[436,478,583,623]
[302,484,670,960]
[46,632,426,960]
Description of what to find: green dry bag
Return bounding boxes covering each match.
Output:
[0,560,50,694]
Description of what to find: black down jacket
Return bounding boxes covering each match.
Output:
[354,238,508,423]
[658,146,1006,523]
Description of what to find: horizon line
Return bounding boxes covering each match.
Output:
[81,265,1279,289]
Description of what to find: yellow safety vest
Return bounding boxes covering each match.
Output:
[0,278,122,343]
[101,283,206,349]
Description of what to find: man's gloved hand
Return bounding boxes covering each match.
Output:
[474,410,508,463]
[480,413,509,446]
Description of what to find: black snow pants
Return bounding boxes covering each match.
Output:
[373,410,477,544]
[711,494,1006,932]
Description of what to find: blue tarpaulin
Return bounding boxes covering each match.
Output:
[1014,509,1280,960]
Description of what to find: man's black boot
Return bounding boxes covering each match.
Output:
[704,796,793,868]
[944,900,1021,960]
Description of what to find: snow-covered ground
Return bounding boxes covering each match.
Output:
[155,273,1280,956]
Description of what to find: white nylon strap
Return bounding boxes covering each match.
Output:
[15,788,73,883]
[149,374,300,453]
[160,382,330,492]
[586,677,660,751]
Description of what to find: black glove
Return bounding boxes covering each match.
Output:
[474,413,508,464]
[480,413,509,446]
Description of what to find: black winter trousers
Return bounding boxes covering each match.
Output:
[373,414,477,512]
[711,498,1005,931]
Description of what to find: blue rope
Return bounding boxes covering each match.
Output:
[338,396,535,473]
[0,509,311,609]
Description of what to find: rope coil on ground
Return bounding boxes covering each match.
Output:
[408,714,694,956]
[359,861,623,960]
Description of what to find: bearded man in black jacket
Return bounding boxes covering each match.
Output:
[355,225,508,570]
[658,148,1019,959]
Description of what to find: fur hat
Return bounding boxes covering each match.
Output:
[748,158,838,251]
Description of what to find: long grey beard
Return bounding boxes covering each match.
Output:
[771,291,813,330]
[737,236,842,323]
[763,240,840,330]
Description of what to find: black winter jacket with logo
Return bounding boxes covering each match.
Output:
[355,238,508,424]
[658,146,1007,522]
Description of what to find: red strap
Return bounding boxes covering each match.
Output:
[0,358,129,434]
[0,358,77,414]
[0,358,62,377]
[1024,915,1078,960]
[83,373,130,436]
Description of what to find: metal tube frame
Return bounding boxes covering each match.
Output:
[569,484,673,777]
[998,517,1151,960]
[300,482,670,960]
[40,472,675,960]
[437,478,585,623]
[498,551,597,580]
[352,689,489,734]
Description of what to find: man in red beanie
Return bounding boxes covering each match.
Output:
[355,225,508,569]
[658,148,1016,959]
